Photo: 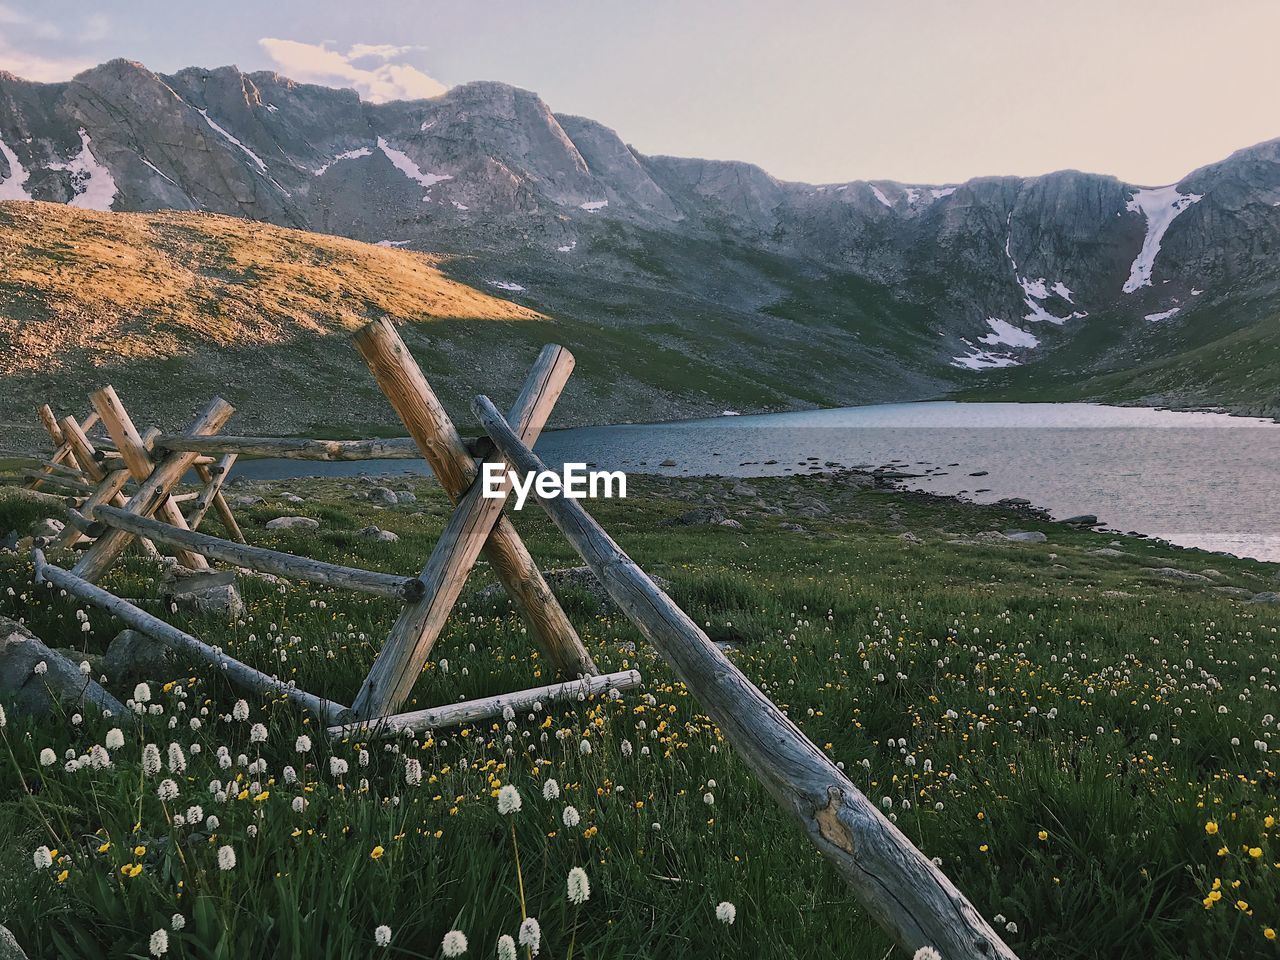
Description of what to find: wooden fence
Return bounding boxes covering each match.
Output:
[22,317,1017,960]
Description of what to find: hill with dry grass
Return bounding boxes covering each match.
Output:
[0,202,556,450]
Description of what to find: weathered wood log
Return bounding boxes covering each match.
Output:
[92,386,209,571]
[350,343,589,719]
[36,459,86,479]
[332,669,642,741]
[54,415,151,552]
[33,550,346,723]
[473,396,1017,960]
[90,505,422,601]
[192,458,244,542]
[18,470,94,494]
[152,434,424,460]
[352,319,595,682]
[71,397,235,583]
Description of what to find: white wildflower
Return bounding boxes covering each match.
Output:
[497,784,522,815]
[497,933,518,960]
[133,682,152,704]
[913,949,942,960]
[518,917,541,955]
[32,846,53,870]
[39,748,56,766]
[542,778,560,800]
[442,930,468,957]
[105,728,124,750]
[167,742,186,774]
[715,901,737,925]
[330,757,349,777]
[148,928,169,956]
[374,924,392,947]
[232,700,250,722]
[562,805,580,827]
[566,866,590,904]
[405,757,422,786]
[217,844,236,871]
[158,779,179,802]
[249,723,267,743]
[294,735,312,753]
[171,914,185,931]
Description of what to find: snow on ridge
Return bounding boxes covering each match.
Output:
[199,109,268,172]
[579,199,608,212]
[314,147,373,177]
[979,317,1039,349]
[870,184,892,208]
[377,137,452,196]
[951,340,1020,370]
[375,240,412,248]
[1122,185,1203,294]
[451,200,469,211]
[46,129,119,211]
[1051,281,1074,302]
[1145,306,1181,322]
[930,187,956,199]
[1019,277,1050,300]
[557,240,577,253]
[0,136,33,201]
[487,280,526,292]
[140,156,176,186]
[1018,275,1086,325]
[904,187,921,205]
[265,104,279,113]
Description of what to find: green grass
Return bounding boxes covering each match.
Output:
[0,473,1277,959]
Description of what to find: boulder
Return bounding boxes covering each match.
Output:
[662,507,726,526]
[898,532,923,544]
[1248,592,1280,604]
[101,628,181,689]
[1089,548,1128,558]
[0,925,29,960]
[974,531,1011,544]
[1148,567,1212,583]
[230,495,265,508]
[0,617,126,719]
[159,566,245,620]
[779,522,805,532]
[717,518,744,530]
[1004,530,1048,543]
[29,517,65,541]
[280,493,305,504]
[357,525,400,543]
[265,516,319,531]
[395,491,417,504]
[1213,586,1255,599]
[1062,514,1099,526]
[367,486,399,506]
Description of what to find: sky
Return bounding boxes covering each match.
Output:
[1,0,1277,186]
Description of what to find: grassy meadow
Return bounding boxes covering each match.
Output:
[0,471,1277,959]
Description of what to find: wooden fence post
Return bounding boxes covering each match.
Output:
[473,396,1019,960]
[91,386,210,570]
[349,344,593,719]
[352,319,595,682]
[71,398,235,583]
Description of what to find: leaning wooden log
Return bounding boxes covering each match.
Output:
[191,457,244,542]
[473,396,1017,960]
[71,397,235,583]
[352,319,596,683]
[88,505,423,601]
[33,550,346,724]
[54,415,153,553]
[18,470,94,494]
[152,434,425,460]
[91,386,209,571]
[350,343,590,719]
[332,669,642,741]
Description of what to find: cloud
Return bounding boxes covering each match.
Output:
[258,38,446,103]
[0,3,103,81]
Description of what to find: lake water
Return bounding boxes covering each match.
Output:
[230,402,1280,562]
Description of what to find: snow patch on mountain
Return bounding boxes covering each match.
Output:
[1145,307,1181,322]
[377,137,452,196]
[930,187,956,199]
[951,340,1020,370]
[46,129,118,211]
[979,317,1040,349]
[199,110,267,172]
[487,280,526,292]
[870,184,892,208]
[1018,276,1086,325]
[1122,185,1203,293]
[314,147,372,176]
[579,199,608,212]
[1051,281,1074,302]
[0,136,33,200]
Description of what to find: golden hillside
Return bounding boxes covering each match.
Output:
[0,201,540,376]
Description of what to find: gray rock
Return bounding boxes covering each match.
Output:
[1004,530,1048,543]
[663,507,726,526]
[1089,548,1128,558]
[231,495,265,508]
[717,518,744,530]
[395,491,417,504]
[0,925,29,960]
[160,567,245,620]
[779,522,805,532]
[265,516,319,531]
[29,517,65,540]
[1199,568,1226,579]
[1213,586,1255,598]
[0,616,126,719]
[1148,567,1212,583]
[101,628,181,689]
[279,493,305,504]
[367,486,399,506]
[357,525,400,543]
[898,532,923,544]
[974,531,1011,544]
[1062,514,1099,526]
[1248,592,1280,604]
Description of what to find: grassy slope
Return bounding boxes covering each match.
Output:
[0,473,1276,958]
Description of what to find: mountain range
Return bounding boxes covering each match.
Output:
[2,58,1279,443]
